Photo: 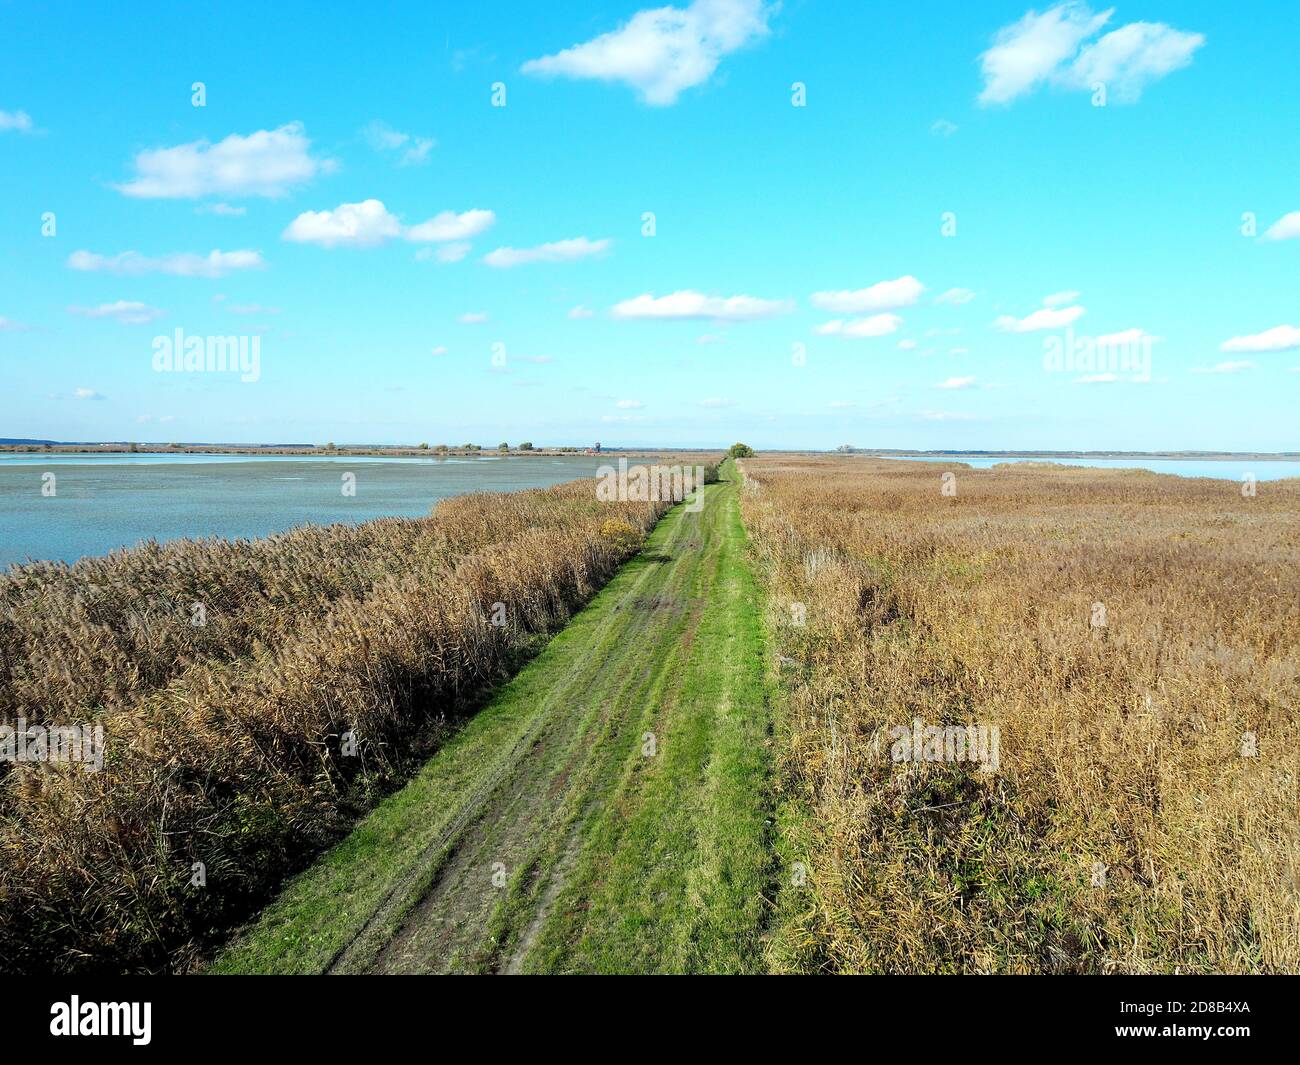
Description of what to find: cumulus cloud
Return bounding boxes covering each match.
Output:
[931,118,958,136]
[811,275,923,314]
[483,237,611,268]
[569,305,595,319]
[616,399,644,409]
[815,314,903,338]
[1263,212,1300,241]
[611,290,793,321]
[283,200,495,249]
[115,123,331,198]
[1192,360,1255,374]
[993,304,1085,332]
[1219,325,1300,353]
[362,120,435,165]
[67,249,265,278]
[1042,289,1081,307]
[521,0,774,106]
[936,376,977,389]
[459,312,489,324]
[404,209,495,243]
[226,303,280,316]
[74,387,106,400]
[67,300,164,325]
[197,203,247,217]
[0,109,35,133]
[935,287,975,305]
[978,3,1203,106]
[431,345,449,356]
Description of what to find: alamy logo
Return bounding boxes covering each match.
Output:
[0,718,104,771]
[596,458,706,512]
[889,717,1000,774]
[152,328,261,382]
[1043,325,1153,382]
[50,996,151,1045]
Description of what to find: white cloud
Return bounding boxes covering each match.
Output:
[459,312,489,324]
[1219,324,1300,353]
[1263,212,1300,242]
[68,300,164,325]
[993,304,1085,331]
[425,242,472,263]
[1042,289,1081,307]
[115,123,330,198]
[898,338,918,350]
[362,121,435,166]
[815,314,903,338]
[73,387,105,400]
[1094,327,1159,347]
[198,203,247,217]
[978,4,1203,106]
[483,237,611,268]
[0,110,34,133]
[1068,20,1205,103]
[936,375,977,389]
[67,249,265,278]
[611,290,793,321]
[931,118,958,136]
[935,287,975,305]
[1192,360,1255,374]
[811,275,923,313]
[568,305,595,319]
[283,200,495,248]
[521,0,774,106]
[282,199,401,248]
[0,316,30,332]
[616,399,644,409]
[404,209,495,243]
[431,345,449,356]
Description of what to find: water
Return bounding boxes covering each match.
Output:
[0,454,614,568]
[878,455,1300,481]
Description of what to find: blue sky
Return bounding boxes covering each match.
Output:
[1,0,1297,450]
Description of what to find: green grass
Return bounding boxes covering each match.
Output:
[210,461,775,974]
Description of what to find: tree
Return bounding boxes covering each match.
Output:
[324,441,336,451]
[519,441,533,451]
[418,441,429,450]
[727,442,756,458]
[498,441,510,451]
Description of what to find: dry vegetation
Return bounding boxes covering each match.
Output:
[0,480,668,973]
[742,455,1299,974]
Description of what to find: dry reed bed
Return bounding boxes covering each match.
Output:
[741,456,1299,973]
[0,480,668,973]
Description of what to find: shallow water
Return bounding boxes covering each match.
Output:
[0,454,613,567]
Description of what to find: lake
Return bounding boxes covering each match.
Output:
[0,454,615,568]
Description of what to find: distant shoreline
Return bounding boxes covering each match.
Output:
[850,450,1300,462]
[0,443,662,458]
[1,443,1296,461]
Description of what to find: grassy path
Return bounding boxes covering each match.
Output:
[211,463,774,974]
